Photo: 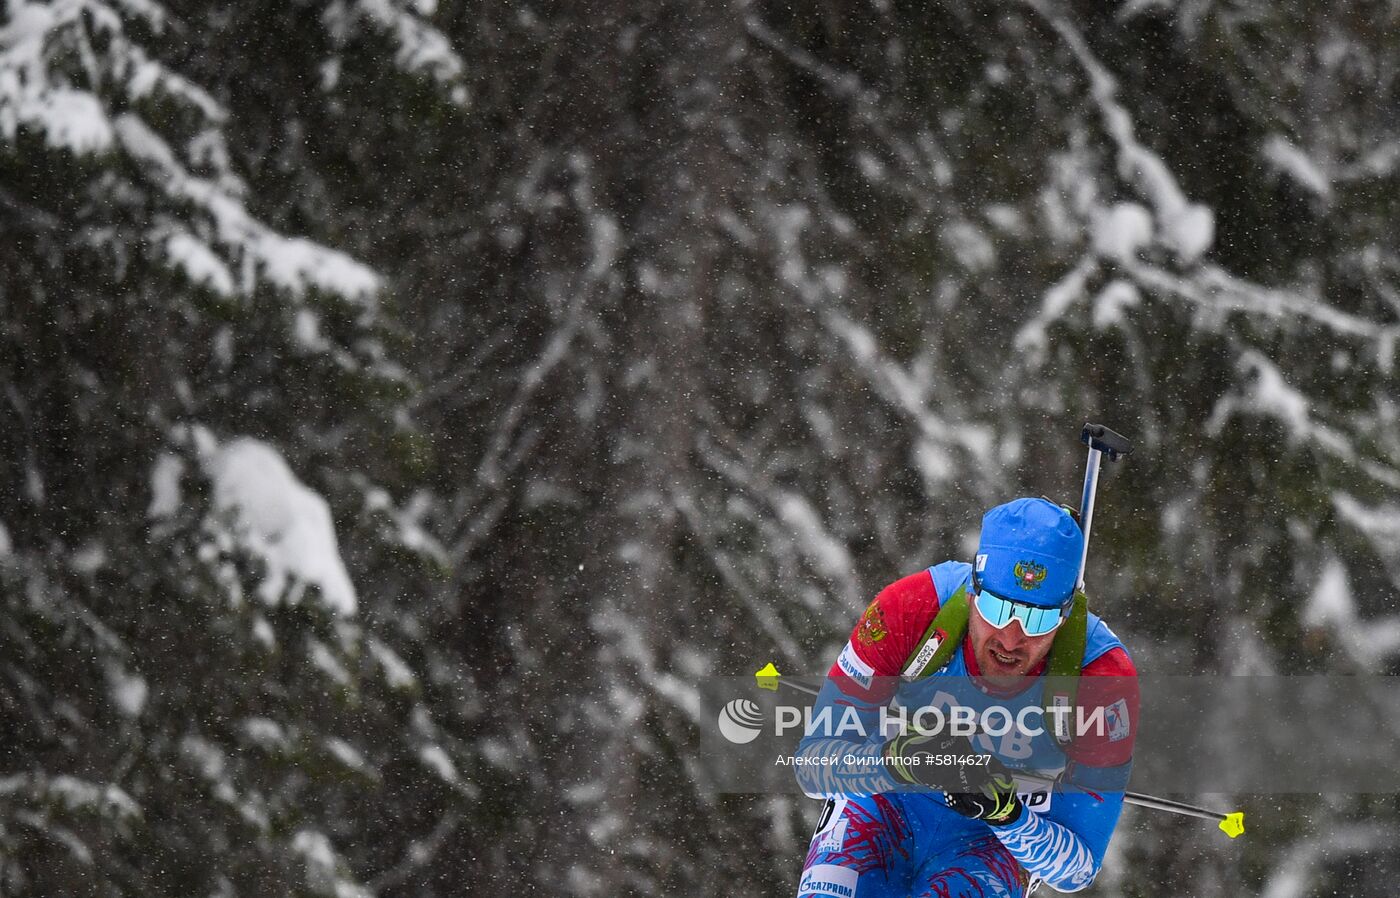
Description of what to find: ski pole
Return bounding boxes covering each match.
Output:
[1076,423,1133,591]
[752,663,1245,838]
[1116,792,1245,831]
[1009,769,1244,837]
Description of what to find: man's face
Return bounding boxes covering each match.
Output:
[968,596,1059,680]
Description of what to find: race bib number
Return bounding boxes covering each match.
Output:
[1019,787,1052,814]
[1013,773,1056,814]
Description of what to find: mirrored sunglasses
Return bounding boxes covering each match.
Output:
[974,589,1066,637]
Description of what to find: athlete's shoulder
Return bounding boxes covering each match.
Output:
[927,560,974,603]
[1081,644,1136,678]
[860,567,940,658]
[827,564,949,695]
[875,567,941,617]
[1081,610,1133,670]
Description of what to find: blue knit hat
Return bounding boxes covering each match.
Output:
[975,498,1084,607]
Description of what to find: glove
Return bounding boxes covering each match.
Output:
[883,730,997,794]
[944,768,1023,826]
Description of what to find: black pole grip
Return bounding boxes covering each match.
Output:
[1081,423,1133,462]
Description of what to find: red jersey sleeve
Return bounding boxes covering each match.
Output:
[826,570,940,703]
[1064,645,1139,768]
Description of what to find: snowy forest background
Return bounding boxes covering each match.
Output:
[2,0,1399,895]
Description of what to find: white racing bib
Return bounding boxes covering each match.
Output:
[1014,773,1057,814]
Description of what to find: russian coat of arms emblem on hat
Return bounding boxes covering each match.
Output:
[1013,560,1048,590]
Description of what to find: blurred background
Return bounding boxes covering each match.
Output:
[2,0,1398,894]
